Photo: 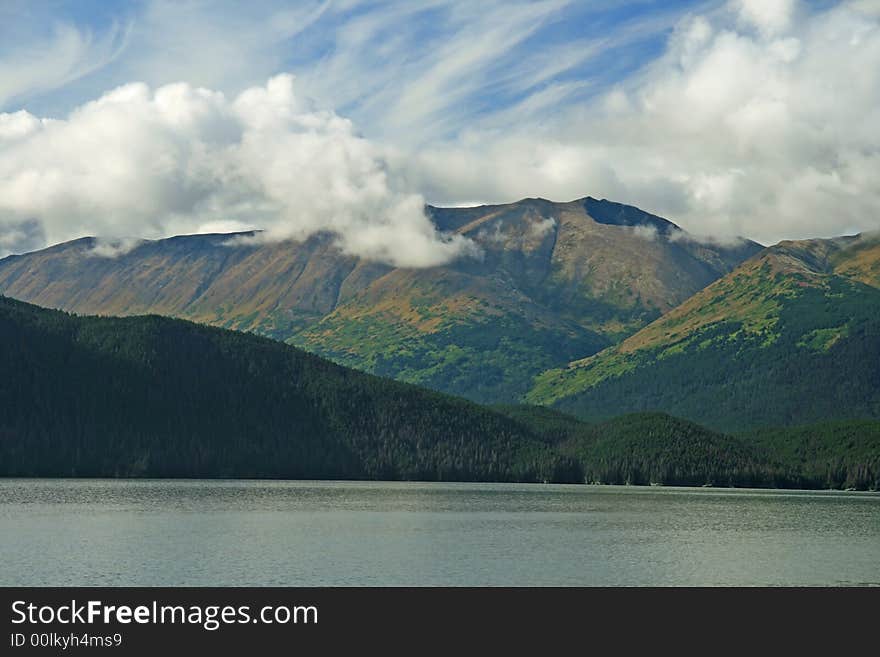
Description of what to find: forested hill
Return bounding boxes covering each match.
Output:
[0,295,580,482]
[497,407,879,490]
[4,295,876,489]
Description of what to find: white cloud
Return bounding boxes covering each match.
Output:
[0,219,44,254]
[632,224,659,241]
[292,0,691,146]
[408,1,880,245]
[474,215,557,249]
[0,74,475,267]
[530,217,557,238]
[477,222,509,245]
[735,0,797,37]
[0,111,43,140]
[850,0,880,16]
[110,0,329,97]
[88,237,146,258]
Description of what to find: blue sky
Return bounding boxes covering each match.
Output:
[0,1,879,262]
[1,0,710,136]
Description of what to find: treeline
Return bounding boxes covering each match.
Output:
[742,420,880,490]
[500,409,792,488]
[497,406,880,490]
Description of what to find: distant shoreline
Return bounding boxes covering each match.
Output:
[2,476,877,493]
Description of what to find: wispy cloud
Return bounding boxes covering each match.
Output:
[5,1,695,138]
[0,20,129,110]
[293,0,697,144]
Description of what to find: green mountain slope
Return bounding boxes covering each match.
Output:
[0,197,760,403]
[0,295,581,482]
[2,293,875,490]
[528,234,880,431]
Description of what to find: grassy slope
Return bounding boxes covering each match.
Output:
[291,268,609,403]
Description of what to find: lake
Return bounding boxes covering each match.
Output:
[1,479,878,586]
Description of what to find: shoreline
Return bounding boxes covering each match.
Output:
[2,476,877,494]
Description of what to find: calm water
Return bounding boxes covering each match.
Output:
[0,479,878,586]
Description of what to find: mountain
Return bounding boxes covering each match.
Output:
[0,295,580,482]
[0,197,761,403]
[3,292,874,488]
[528,233,880,431]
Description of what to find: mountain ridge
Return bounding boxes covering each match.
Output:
[0,196,762,403]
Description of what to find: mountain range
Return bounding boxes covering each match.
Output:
[2,193,879,488]
[2,196,878,430]
[0,197,760,403]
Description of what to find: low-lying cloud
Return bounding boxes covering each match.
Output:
[0,74,475,267]
[632,224,659,242]
[530,217,557,238]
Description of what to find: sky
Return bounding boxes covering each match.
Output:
[0,0,878,265]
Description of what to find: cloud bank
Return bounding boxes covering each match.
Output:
[411,0,880,245]
[0,74,474,266]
